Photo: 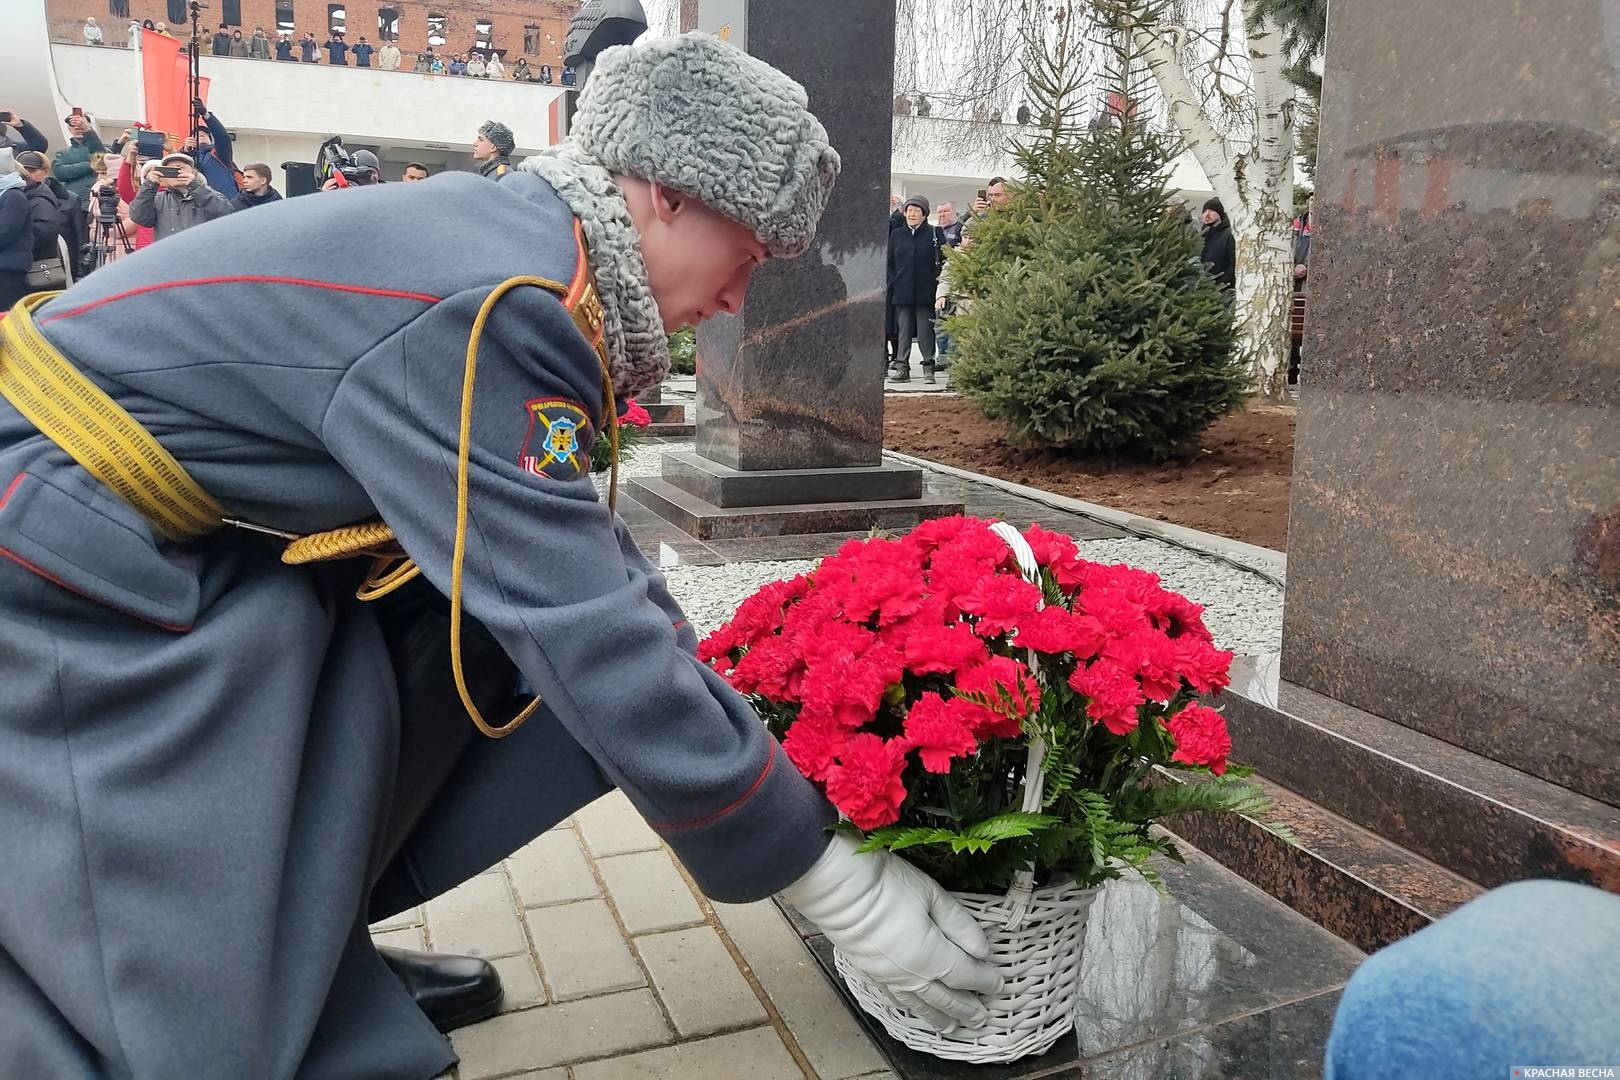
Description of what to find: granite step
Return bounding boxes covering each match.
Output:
[1160,771,1483,953]
[1220,656,1620,896]
[645,422,696,438]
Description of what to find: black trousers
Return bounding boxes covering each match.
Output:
[893,303,936,370]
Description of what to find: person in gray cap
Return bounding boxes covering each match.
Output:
[0,30,1000,1079]
[473,119,515,179]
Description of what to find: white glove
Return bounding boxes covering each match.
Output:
[780,832,1003,1032]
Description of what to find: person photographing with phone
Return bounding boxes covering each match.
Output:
[128,150,234,241]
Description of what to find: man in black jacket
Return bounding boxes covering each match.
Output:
[232,163,283,210]
[887,195,945,383]
[1200,196,1236,292]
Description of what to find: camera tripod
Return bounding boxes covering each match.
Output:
[89,214,134,272]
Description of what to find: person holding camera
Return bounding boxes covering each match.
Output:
[51,110,104,203]
[128,151,234,241]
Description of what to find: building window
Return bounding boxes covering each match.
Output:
[377,6,399,40]
[426,13,446,47]
[327,4,346,34]
[474,19,493,52]
[109,0,130,19]
[222,0,241,25]
[167,0,186,24]
[522,23,538,55]
[275,0,295,33]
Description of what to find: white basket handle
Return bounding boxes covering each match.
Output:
[988,522,1046,930]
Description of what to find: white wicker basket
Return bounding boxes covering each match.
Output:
[835,521,1099,1065]
[834,879,1100,1063]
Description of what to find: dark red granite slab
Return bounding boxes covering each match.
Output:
[1282,0,1620,804]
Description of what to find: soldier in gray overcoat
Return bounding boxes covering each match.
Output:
[0,32,1001,1079]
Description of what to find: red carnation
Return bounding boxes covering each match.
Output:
[783,717,844,782]
[1157,591,1213,641]
[1174,635,1234,695]
[1166,703,1232,775]
[1103,628,1183,703]
[621,401,652,429]
[1076,586,1152,635]
[902,621,989,675]
[825,733,911,830]
[1022,523,1080,569]
[728,634,807,701]
[1014,606,1108,659]
[697,623,741,671]
[1068,658,1146,736]
[903,692,981,773]
[957,574,1044,637]
[800,637,906,729]
[907,514,981,553]
[729,575,813,647]
[958,655,1040,737]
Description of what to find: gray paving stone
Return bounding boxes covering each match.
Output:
[575,791,663,857]
[491,953,545,1012]
[596,849,705,936]
[507,829,600,909]
[571,1026,800,1080]
[368,906,422,932]
[423,872,527,959]
[527,898,645,1001]
[712,899,889,1079]
[633,926,767,1037]
[368,926,425,952]
[504,1072,568,1080]
[450,989,671,1077]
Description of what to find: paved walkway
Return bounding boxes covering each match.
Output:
[375,790,894,1080]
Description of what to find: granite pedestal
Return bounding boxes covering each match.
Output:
[1182,0,1620,948]
[629,0,961,537]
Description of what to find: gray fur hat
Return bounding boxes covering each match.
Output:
[570,31,840,259]
[478,120,515,156]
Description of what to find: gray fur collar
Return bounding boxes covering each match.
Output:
[516,145,670,401]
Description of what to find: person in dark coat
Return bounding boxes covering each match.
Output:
[232,162,283,209]
[50,111,105,202]
[16,151,64,264]
[0,149,36,309]
[1200,196,1236,291]
[275,33,295,60]
[211,23,232,57]
[887,194,945,383]
[325,32,350,64]
[0,33,1000,1078]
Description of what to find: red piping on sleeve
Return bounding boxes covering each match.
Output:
[651,743,778,832]
[39,275,442,324]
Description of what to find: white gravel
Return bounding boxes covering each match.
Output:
[661,537,1282,656]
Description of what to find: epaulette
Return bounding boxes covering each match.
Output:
[561,217,606,365]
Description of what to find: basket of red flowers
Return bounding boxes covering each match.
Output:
[699,516,1274,1064]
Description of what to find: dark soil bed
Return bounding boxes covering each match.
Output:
[883,396,1295,550]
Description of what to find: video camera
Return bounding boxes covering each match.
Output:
[315,135,380,187]
[93,184,121,224]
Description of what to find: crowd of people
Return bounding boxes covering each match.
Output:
[0,103,520,309]
[884,177,1009,383]
[80,18,577,85]
[884,178,1277,384]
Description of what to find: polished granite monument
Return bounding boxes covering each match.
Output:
[1168,0,1620,954]
[629,0,962,538]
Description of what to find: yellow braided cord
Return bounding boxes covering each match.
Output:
[354,556,423,601]
[281,521,402,564]
[0,293,225,540]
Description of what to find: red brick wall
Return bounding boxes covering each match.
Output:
[50,0,578,69]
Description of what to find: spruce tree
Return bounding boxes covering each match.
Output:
[944,2,1247,460]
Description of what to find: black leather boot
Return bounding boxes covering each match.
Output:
[379,946,504,1033]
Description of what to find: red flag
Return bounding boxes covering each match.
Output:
[140,31,210,140]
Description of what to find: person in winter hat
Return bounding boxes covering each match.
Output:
[887,194,946,382]
[0,29,999,1079]
[1200,195,1236,291]
[472,119,515,178]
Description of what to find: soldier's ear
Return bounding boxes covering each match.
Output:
[648,181,686,223]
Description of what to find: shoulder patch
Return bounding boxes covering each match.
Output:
[519,397,593,481]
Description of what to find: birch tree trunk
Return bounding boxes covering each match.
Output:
[1133,2,1296,397]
